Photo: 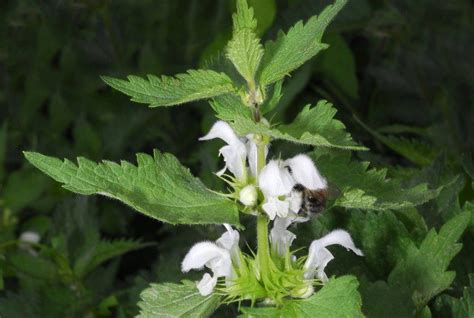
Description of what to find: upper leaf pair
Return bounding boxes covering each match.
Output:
[102,0,348,107]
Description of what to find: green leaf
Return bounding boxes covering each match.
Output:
[360,279,415,318]
[388,211,471,309]
[23,150,239,226]
[274,101,366,150]
[233,0,258,32]
[212,96,366,150]
[137,281,221,318]
[360,211,471,317]
[239,276,364,317]
[355,117,437,166]
[314,151,443,210]
[2,168,50,212]
[436,274,474,318]
[257,0,348,86]
[316,34,359,99]
[101,70,236,107]
[226,29,264,86]
[7,252,58,281]
[74,239,153,278]
[247,0,276,35]
[347,210,414,277]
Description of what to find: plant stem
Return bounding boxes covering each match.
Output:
[256,140,270,277]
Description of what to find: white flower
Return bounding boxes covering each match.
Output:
[182,224,241,296]
[200,121,248,181]
[19,231,40,244]
[269,217,296,256]
[285,154,327,190]
[258,160,296,219]
[246,134,268,177]
[19,231,40,256]
[304,230,363,282]
[182,242,232,296]
[239,184,258,207]
[216,224,241,267]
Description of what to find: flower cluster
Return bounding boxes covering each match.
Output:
[181,121,363,301]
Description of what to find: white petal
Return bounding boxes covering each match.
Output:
[216,224,241,267]
[197,273,218,296]
[246,136,268,177]
[269,217,296,256]
[216,224,240,252]
[259,160,295,197]
[219,143,247,180]
[304,247,333,280]
[181,242,232,278]
[263,197,290,219]
[285,154,327,190]
[288,190,303,213]
[199,121,240,145]
[304,229,363,280]
[19,231,40,244]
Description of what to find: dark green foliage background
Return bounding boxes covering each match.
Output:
[0,0,472,317]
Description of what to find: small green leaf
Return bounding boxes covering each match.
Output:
[74,239,153,278]
[247,0,276,35]
[137,281,221,318]
[257,0,348,86]
[212,97,366,150]
[101,69,236,107]
[388,211,471,310]
[356,117,437,166]
[240,276,364,317]
[314,151,443,210]
[226,29,264,86]
[436,274,474,318]
[275,101,366,150]
[316,34,359,99]
[23,151,239,226]
[233,0,258,32]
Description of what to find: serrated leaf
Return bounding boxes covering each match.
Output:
[74,239,152,278]
[211,96,366,150]
[360,211,471,317]
[101,70,236,107]
[275,101,366,150]
[23,151,239,226]
[356,117,437,166]
[360,280,415,318]
[388,211,471,309]
[239,276,364,318]
[313,151,443,210]
[137,280,221,318]
[317,34,359,99]
[233,0,258,32]
[347,210,413,277]
[226,29,264,85]
[436,274,474,318]
[257,0,347,86]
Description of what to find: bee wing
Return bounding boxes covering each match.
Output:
[326,182,342,200]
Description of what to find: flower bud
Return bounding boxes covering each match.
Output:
[239,184,257,206]
[292,282,314,299]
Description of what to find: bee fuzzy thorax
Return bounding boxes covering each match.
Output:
[292,184,328,217]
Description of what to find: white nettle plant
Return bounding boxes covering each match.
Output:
[24,0,387,316]
[181,121,364,299]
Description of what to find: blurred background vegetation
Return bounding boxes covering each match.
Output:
[0,0,473,317]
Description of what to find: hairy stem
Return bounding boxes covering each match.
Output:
[256,140,270,278]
